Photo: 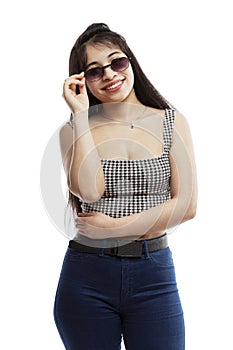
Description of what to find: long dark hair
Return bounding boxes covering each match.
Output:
[67,23,173,215]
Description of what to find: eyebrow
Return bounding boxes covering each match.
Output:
[85,51,122,70]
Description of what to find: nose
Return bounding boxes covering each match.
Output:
[102,66,117,80]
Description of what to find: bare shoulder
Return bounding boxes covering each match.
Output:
[171,110,196,160]
[173,110,193,141]
[173,110,190,128]
[59,122,73,145]
[59,121,73,137]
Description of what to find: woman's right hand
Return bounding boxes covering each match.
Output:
[63,72,89,114]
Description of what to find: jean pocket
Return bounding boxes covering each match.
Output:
[65,248,101,262]
[65,248,88,261]
[149,247,174,268]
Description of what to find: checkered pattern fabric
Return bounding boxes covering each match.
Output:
[81,109,175,218]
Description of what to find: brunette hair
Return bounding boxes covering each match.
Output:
[67,23,173,215]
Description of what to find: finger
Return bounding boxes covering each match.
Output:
[75,221,85,228]
[69,72,85,79]
[64,78,85,89]
[77,212,95,217]
[75,219,84,225]
[75,218,92,226]
[76,217,90,224]
[64,72,85,83]
[79,77,87,94]
[70,83,77,93]
[63,82,84,100]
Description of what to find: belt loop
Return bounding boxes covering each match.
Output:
[143,240,150,259]
[98,240,106,257]
[98,247,105,257]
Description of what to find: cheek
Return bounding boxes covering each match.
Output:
[86,82,104,100]
[127,67,134,86]
[86,82,97,95]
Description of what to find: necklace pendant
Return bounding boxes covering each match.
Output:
[130,122,135,129]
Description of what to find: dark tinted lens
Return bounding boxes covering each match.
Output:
[111,57,129,72]
[85,67,103,82]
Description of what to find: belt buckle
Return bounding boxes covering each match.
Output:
[115,242,142,258]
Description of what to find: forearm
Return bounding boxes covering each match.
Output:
[110,159,197,239]
[110,194,195,239]
[69,112,105,202]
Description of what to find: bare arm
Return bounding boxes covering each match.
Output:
[60,73,105,203]
[76,111,197,239]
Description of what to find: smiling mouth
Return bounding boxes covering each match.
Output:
[103,79,124,91]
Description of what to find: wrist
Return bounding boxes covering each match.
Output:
[113,213,139,228]
[72,110,89,120]
[111,214,144,239]
[71,112,89,131]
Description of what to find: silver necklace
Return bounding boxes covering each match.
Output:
[101,108,147,129]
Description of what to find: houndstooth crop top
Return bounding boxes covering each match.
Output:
[78,108,175,218]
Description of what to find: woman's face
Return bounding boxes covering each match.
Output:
[85,43,135,104]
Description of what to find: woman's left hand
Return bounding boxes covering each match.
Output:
[75,212,116,239]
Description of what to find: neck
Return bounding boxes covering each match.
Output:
[102,100,145,122]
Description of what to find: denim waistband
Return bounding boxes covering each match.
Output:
[69,234,168,258]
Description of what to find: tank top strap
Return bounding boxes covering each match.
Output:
[163,108,175,153]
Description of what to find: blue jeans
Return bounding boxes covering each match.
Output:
[54,243,185,350]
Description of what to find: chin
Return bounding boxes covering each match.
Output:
[110,90,135,104]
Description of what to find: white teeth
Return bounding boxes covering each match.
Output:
[105,81,122,90]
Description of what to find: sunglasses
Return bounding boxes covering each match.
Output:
[85,56,131,82]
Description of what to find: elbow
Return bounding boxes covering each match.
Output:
[183,201,197,222]
[81,193,104,203]
[185,208,196,221]
[68,183,105,203]
[181,186,198,222]
[68,172,105,203]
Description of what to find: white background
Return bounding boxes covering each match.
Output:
[1,0,232,349]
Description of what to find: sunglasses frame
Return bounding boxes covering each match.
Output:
[84,56,131,82]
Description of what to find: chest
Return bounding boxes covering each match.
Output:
[89,122,164,160]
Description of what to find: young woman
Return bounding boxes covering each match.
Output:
[54,23,197,350]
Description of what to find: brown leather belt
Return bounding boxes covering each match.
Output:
[68,234,168,258]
